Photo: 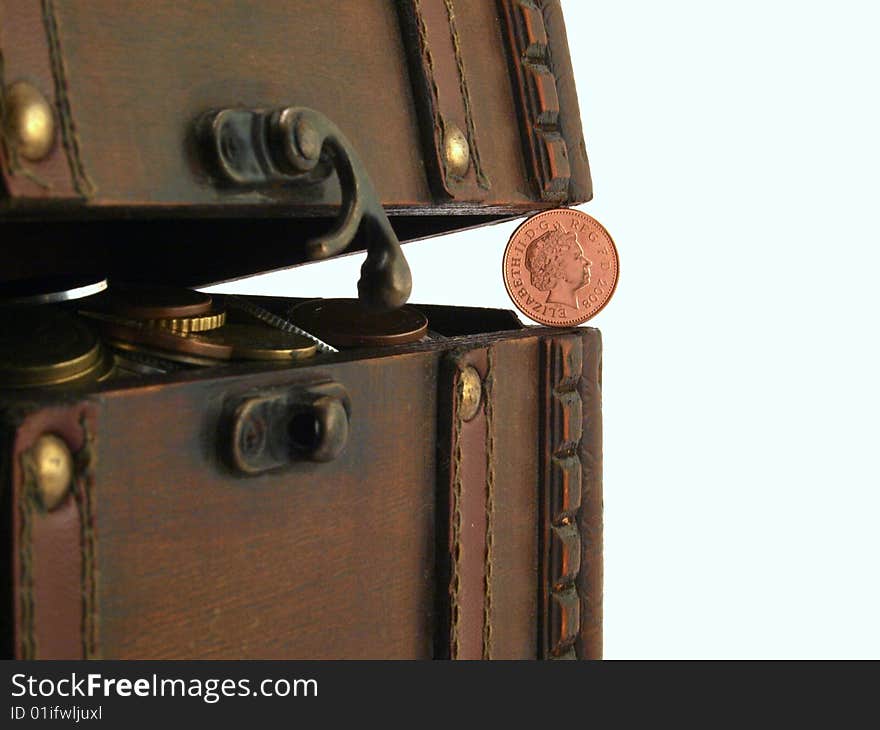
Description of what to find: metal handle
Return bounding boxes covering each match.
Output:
[202,106,412,311]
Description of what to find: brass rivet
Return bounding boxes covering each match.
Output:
[443,122,470,178]
[30,434,73,511]
[458,365,482,421]
[4,82,55,161]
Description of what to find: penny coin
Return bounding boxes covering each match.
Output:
[289,298,428,348]
[502,209,619,327]
[97,284,213,320]
[0,306,104,387]
[199,324,317,361]
[0,274,108,305]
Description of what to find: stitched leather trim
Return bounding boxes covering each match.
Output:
[397,0,491,200]
[497,0,572,202]
[481,346,496,658]
[74,413,99,658]
[540,334,584,658]
[576,329,603,658]
[41,0,95,196]
[0,0,80,199]
[438,347,492,659]
[13,403,99,659]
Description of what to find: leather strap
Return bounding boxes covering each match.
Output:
[539,0,593,202]
[576,328,603,658]
[0,0,91,200]
[13,402,99,659]
[397,0,490,200]
[437,347,492,659]
[439,331,602,660]
[498,0,581,202]
[539,330,602,659]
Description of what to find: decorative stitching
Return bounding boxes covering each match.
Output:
[17,452,37,660]
[482,347,496,658]
[498,0,571,201]
[41,0,95,196]
[411,0,448,181]
[442,0,490,190]
[74,413,99,659]
[543,336,584,659]
[449,365,464,659]
[16,410,99,659]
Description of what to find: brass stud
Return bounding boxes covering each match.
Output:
[4,81,55,161]
[458,365,482,422]
[443,122,470,178]
[29,434,73,511]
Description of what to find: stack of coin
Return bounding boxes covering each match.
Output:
[288,298,428,349]
[80,284,318,367]
[0,275,114,388]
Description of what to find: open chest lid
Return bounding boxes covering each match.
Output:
[0,0,591,301]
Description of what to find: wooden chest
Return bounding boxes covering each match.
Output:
[0,0,602,659]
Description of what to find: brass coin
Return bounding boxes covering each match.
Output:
[0,307,102,387]
[145,307,227,334]
[89,313,234,360]
[502,208,620,327]
[98,284,213,320]
[55,348,116,389]
[289,298,428,348]
[92,350,117,383]
[199,324,317,361]
[107,339,223,368]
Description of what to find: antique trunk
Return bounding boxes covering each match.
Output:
[0,0,602,659]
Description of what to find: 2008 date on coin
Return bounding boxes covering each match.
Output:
[502,208,619,327]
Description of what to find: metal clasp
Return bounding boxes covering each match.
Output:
[199,106,412,312]
[224,381,352,475]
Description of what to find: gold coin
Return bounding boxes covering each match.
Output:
[199,324,317,361]
[145,307,227,334]
[92,350,117,383]
[107,339,223,368]
[81,310,235,360]
[0,307,103,387]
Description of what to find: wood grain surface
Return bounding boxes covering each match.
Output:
[94,354,438,659]
[2,322,602,659]
[0,0,591,213]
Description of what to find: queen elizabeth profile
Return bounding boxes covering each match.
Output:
[524,224,592,309]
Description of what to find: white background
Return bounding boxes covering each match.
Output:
[207,1,880,658]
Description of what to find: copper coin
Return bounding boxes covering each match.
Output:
[99,284,213,319]
[502,209,619,327]
[289,298,428,348]
[89,313,234,360]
